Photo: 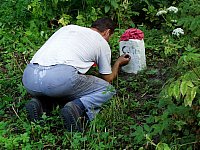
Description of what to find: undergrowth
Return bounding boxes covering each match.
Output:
[1,0,200,149]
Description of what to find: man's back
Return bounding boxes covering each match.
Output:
[31,25,111,74]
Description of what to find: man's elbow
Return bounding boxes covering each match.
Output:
[101,74,113,83]
[104,78,113,83]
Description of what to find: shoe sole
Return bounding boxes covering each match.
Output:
[61,105,82,132]
[25,99,42,121]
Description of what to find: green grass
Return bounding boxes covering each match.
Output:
[1,0,200,149]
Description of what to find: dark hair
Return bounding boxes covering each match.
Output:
[91,18,116,34]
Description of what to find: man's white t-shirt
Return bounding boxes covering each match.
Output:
[30,25,112,74]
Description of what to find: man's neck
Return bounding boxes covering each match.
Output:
[90,28,100,33]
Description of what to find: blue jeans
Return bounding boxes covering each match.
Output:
[22,63,116,120]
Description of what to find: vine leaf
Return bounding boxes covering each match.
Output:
[173,81,180,100]
[180,81,187,96]
[186,81,194,87]
[184,86,197,107]
[156,142,171,150]
[191,86,198,102]
[105,5,110,13]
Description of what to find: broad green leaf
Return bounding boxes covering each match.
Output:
[76,14,83,20]
[58,18,65,25]
[183,72,198,82]
[191,86,198,101]
[163,144,171,150]
[186,81,194,87]
[156,142,171,150]
[173,82,180,100]
[184,90,193,107]
[104,5,110,13]
[144,124,150,132]
[110,0,118,9]
[178,56,184,65]
[168,84,174,96]
[142,8,148,12]
[58,14,71,26]
[180,81,188,96]
[197,113,200,118]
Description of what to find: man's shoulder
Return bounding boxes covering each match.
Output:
[63,24,88,30]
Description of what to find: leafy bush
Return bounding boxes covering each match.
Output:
[1,0,200,149]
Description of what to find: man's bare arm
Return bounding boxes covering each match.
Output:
[101,54,131,83]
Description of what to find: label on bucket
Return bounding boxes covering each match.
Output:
[119,39,146,74]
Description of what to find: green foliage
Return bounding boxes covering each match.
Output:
[1,0,200,149]
[0,0,31,26]
[177,0,200,37]
[142,0,160,25]
[103,0,139,28]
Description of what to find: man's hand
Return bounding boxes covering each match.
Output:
[101,54,131,83]
[116,54,131,66]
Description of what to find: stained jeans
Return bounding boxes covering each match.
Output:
[22,63,116,120]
